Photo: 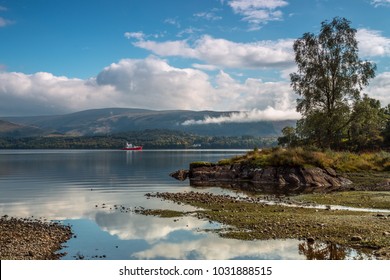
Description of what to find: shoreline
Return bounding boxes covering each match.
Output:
[0,216,73,260]
[140,191,390,260]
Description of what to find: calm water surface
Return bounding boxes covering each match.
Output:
[0,150,370,260]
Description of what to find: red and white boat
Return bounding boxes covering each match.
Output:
[122,142,143,151]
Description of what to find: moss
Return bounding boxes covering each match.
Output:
[344,172,390,188]
[217,159,233,166]
[295,191,390,209]
[135,209,186,218]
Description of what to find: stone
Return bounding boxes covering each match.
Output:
[307,237,315,243]
[277,175,287,186]
[351,236,363,242]
[169,169,189,181]
[284,173,301,186]
[325,167,337,177]
[260,168,276,183]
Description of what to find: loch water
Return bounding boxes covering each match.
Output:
[0,150,373,260]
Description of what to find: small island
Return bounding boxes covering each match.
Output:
[171,147,390,189]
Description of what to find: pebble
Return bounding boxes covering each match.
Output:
[307,237,315,243]
[0,216,72,260]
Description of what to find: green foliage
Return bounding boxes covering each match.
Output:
[290,17,376,149]
[277,126,299,147]
[348,95,387,151]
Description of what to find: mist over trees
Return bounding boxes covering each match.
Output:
[279,17,390,151]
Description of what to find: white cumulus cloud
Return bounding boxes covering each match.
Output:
[124,31,145,40]
[357,28,390,57]
[131,35,294,69]
[367,72,390,106]
[133,39,198,58]
[0,72,118,115]
[227,0,289,30]
[96,56,217,110]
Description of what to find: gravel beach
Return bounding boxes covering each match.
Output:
[0,216,73,260]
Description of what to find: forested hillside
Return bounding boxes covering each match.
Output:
[0,129,277,149]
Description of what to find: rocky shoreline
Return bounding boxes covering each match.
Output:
[170,162,353,190]
[0,216,72,260]
[142,191,390,260]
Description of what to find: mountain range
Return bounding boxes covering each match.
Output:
[0,108,296,138]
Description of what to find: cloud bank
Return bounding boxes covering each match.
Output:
[0,56,299,117]
[127,28,390,71]
[182,108,300,125]
[2,55,389,118]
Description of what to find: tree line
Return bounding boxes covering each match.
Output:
[278,17,390,151]
[0,129,277,149]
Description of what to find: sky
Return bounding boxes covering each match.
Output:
[1,0,390,121]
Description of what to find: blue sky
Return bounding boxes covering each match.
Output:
[1,0,390,119]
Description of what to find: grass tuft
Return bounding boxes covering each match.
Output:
[221,148,390,172]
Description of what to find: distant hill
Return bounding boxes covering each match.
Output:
[2,108,296,137]
[0,120,45,138]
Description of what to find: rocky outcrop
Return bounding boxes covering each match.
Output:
[169,169,189,181]
[171,163,352,188]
